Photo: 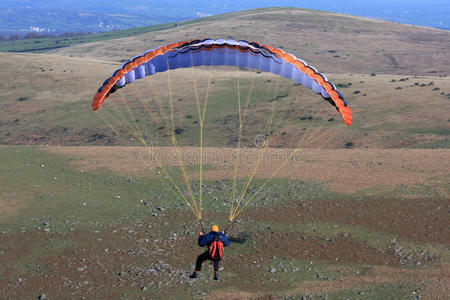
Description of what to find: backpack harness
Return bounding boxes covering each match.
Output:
[208,233,224,261]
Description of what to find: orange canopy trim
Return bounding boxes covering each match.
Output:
[93,39,352,125]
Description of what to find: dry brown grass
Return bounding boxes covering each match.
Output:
[0,192,25,218]
[50,8,450,76]
[1,50,448,149]
[44,146,450,197]
[1,45,449,149]
[0,53,119,122]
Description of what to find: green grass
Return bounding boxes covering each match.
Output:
[96,73,332,148]
[364,121,450,141]
[411,139,450,149]
[4,143,442,233]
[0,145,446,297]
[286,283,420,299]
[248,219,448,266]
[250,220,393,250]
[353,182,445,199]
[404,127,450,136]
[1,237,75,280]
[329,283,420,299]
[265,257,344,282]
[0,145,336,232]
[0,145,179,231]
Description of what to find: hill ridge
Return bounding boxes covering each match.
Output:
[47,7,450,76]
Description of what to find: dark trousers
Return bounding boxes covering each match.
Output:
[195,251,220,272]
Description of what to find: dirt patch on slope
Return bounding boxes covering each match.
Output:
[248,196,449,244]
[0,207,447,299]
[0,193,25,218]
[255,231,397,265]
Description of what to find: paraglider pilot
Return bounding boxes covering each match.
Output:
[190,224,230,280]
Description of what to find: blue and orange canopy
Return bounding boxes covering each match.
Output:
[93,39,352,125]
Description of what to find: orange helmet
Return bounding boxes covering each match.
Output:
[211,225,219,232]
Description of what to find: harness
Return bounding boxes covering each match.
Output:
[208,233,224,261]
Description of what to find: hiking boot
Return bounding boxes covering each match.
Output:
[214,273,218,280]
[189,271,198,279]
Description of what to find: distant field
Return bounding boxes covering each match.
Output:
[0,52,448,149]
[0,22,180,53]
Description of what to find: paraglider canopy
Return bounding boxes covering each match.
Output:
[92,38,354,226]
[93,39,352,125]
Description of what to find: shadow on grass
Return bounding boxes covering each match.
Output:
[229,231,252,244]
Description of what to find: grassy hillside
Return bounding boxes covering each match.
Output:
[1,7,449,75]
[0,22,181,53]
[0,145,448,298]
[0,52,448,149]
[49,7,450,76]
[0,7,449,299]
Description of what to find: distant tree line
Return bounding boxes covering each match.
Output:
[0,31,93,42]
